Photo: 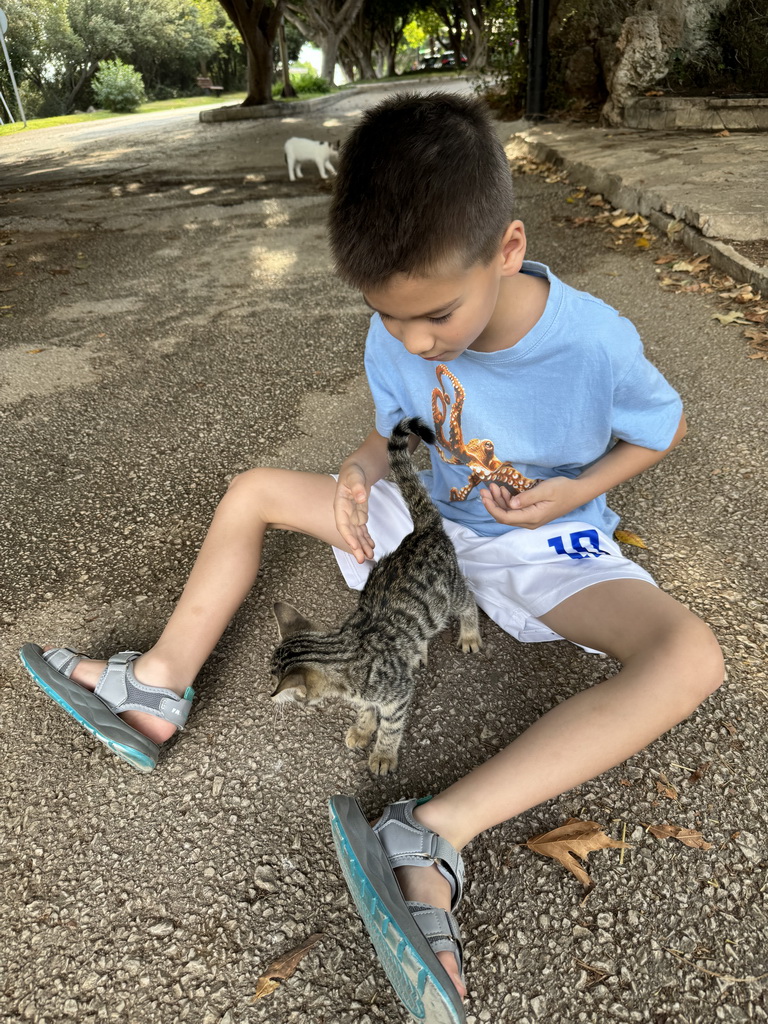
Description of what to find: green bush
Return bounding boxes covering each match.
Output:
[293,70,332,94]
[92,59,146,113]
[271,70,333,98]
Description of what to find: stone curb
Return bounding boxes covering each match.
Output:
[199,74,471,123]
[505,126,768,295]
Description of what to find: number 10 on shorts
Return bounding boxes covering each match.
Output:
[547,530,609,560]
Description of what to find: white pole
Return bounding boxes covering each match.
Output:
[0,8,26,126]
[0,84,13,122]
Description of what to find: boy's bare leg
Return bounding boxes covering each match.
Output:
[57,469,350,742]
[392,579,723,997]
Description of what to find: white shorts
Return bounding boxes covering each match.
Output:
[332,479,656,650]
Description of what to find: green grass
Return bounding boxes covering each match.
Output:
[0,92,247,137]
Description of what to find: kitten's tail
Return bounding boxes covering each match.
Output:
[388,417,441,530]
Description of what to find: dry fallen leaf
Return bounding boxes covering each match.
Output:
[689,761,711,782]
[252,933,322,1001]
[525,818,632,887]
[646,824,714,850]
[655,780,678,800]
[712,310,749,326]
[635,236,651,248]
[655,772,678,800]
[614,529,648,549]
[713,129,731,137]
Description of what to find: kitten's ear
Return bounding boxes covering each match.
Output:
[273,601,315,639]
[271,670,308,701]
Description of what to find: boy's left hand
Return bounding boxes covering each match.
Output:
[479,477,585,529]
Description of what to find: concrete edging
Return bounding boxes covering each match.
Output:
[505,129,768,294]
[199,74,471,123]
[624,96,768,132]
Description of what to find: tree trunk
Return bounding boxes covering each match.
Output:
[464,0,486,69]
[321,31,340,83]
[245,31,273,103]
[66,60,99,112]
[217,0,285,106]
[278,20,297,96]
[285,0,365,87]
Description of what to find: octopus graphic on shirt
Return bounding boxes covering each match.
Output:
[432,364,540,502]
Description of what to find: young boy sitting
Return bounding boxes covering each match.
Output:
[21,94,723,1023]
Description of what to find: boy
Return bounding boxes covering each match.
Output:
[21,95,723,1023]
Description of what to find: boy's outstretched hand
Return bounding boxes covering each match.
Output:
[334,463,375,563]
[480,478,584,529]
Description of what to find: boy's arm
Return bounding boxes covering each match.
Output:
[336,428,418,562]
[480,413,687,530]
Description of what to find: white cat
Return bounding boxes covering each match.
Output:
[284,137,338,182]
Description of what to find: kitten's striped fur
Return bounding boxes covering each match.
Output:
[270,417,481,775]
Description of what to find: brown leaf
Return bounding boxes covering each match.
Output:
[712,310,749,326]
[634,236,651,248]
[689,761,711,782]
[525,818,632,887]
[646,824,714,850]
[252,933,322,1001]
[614,529,648,549]
[655,773,678,800]
[645,89,664,96]
[713,129,731,137]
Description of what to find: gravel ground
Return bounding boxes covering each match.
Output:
[1,88,767,1024]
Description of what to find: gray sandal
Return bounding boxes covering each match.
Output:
[20,644,194,772]
[329,794,466,1024]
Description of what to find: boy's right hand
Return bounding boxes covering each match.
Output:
[335,463,375,564]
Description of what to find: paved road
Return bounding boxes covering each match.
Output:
[1,81,766,1024]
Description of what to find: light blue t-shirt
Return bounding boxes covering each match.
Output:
[365,260,683,538]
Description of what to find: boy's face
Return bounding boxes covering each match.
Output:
[363,260,502,362]
[362,223,526,361]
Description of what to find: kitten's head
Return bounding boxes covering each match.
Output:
[269,601,344,706]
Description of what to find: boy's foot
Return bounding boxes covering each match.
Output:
[19,644,195,772]
[44,647,186,743]
[389,817,467,1000]
[329,795,467,1024]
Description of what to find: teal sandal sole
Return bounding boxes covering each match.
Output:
[329,795,465,1024]
[20,646,157,773]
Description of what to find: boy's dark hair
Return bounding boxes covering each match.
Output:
[329,92,515,291]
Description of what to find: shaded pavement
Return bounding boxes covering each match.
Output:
[1,86,766,1024]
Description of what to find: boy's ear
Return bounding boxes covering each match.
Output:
[499,220,527,276]
[273,601,315,639]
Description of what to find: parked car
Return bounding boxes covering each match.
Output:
[439,51,468,68]
[417,54,443,71]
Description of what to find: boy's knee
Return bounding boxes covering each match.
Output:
[669,615,724,702]
[226,466,270,494]
[223,467,280,518]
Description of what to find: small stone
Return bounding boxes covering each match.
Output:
[530,995,548,1017]
[597,912,614,929]
[254,865,277,892]
[212,777,225,797]
[148,920,174,937]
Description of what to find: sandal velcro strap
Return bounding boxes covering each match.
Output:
[95,651,194,730]
[42,647,86,678]
[373,799,464,912]
[408,902,464,981]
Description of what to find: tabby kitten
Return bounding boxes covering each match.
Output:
[270,417,481,776]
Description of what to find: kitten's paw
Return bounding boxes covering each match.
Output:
[346,725,374,749]
[459,632,482,653]
[368,751,398,776]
